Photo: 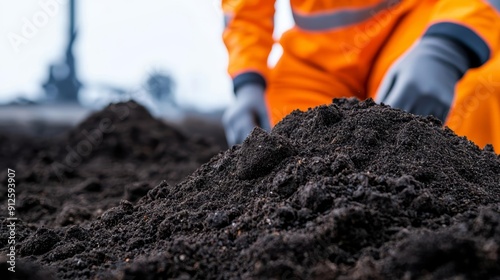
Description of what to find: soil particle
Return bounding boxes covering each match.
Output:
[19,228,61,256]
[236,127,297,179]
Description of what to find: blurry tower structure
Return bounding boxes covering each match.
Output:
[42,0,81,103]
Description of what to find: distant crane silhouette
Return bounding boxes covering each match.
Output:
[42,0,81,103]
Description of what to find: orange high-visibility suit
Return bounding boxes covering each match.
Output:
[222,0,500,149]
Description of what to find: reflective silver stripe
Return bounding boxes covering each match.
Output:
[224,14,274,29]
[487,0,500,12]
[292,0,401,31]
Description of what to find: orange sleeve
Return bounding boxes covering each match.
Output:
[222,0,276,92]
[424,0,500,67]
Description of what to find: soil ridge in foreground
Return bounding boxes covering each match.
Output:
[4,98,500,279]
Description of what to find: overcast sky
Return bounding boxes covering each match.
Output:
[0,0,293,110]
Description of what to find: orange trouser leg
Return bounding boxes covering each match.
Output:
[368,1,500,150]
[266,51,362,126]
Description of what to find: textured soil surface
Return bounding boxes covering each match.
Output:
[2,99,500,279]
[0,101,221,229]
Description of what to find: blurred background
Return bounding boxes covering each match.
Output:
[0,0,293,137]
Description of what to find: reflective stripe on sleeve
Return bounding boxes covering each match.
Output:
[292,0,401,31]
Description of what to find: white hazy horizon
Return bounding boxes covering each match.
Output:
[0,0,293,111]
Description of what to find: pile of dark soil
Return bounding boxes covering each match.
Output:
[3,99,500,279]
[0,101,221,228]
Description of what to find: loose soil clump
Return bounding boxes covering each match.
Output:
[2,99,500,279]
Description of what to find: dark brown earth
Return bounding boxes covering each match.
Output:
[1,99,500,280]
[0,101,222,229]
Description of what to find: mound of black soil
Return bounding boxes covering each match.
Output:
[4,99,500,279]
[0,101,221,228]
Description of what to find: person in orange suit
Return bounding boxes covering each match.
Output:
[221,0,500,151]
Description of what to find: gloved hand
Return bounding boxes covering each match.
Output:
[375,36,470,122]
[223,83,271,146]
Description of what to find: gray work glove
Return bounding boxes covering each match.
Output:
[223,83,271,146]
[375,36,470,122]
